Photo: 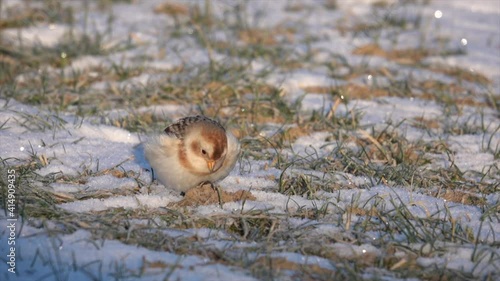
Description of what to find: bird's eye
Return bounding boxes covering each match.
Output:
[201,149,207,155]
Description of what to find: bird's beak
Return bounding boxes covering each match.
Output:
[207,160,215,172]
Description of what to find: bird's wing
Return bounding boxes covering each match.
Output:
[164,115,224,139]
[144,133,180,159]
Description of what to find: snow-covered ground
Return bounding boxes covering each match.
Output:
[0,1,498,280]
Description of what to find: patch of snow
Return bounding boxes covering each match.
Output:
[85,174,137,191]
[77,124,139,144]
[37,164,80,177]
[2,23,70,47]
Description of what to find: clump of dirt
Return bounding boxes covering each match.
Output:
[168,183,256,208]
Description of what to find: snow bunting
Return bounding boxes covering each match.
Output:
[144,115,240,193]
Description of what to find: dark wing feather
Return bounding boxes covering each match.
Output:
[164,115,224,139]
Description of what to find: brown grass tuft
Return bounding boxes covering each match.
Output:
[436,190,486,206]
[169,183,256,207]
[154,2,189,17]
[353,44,432,64]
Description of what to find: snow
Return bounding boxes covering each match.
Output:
[330,242,382,260]
[417,244,498,277]
[267,70,340,103]
[85,175,137,191]
[0,0,499,280]
[59,194,177,213]
[425,1,500,87]
[77,124,140,144]
[0,221,258,281]
[2,24,70,47]
[37,164,80,178]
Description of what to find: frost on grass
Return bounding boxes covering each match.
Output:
[0,0,499,280]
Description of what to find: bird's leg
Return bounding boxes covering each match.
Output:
[198,181,214,189]
[150,168,155,180]
[215,185,223,209]
[198,181,223,209]
[145,168,155,194]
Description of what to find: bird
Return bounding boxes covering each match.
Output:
[143,115,240,194]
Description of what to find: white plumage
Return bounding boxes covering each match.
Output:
[144,115,240,193]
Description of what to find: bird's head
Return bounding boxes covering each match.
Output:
[182,121,228,175]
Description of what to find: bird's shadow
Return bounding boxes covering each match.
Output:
[133,143,161,188]
[133,143,151,171]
